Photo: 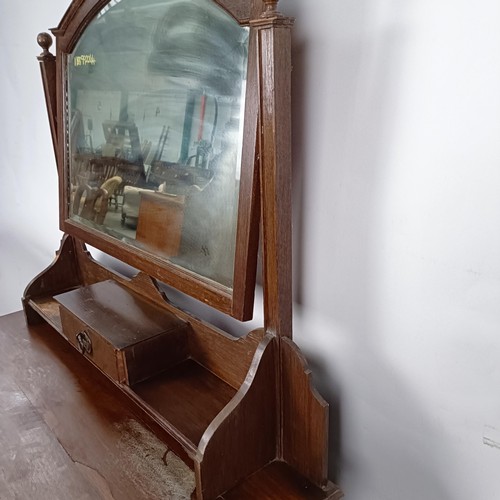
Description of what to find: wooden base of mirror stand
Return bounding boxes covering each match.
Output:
[22,235,343,499]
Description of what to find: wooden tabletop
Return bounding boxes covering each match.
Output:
[0,311,195,500]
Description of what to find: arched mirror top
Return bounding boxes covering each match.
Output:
[52,0,268,47]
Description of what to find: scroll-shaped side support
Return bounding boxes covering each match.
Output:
[23,234,175,326]
[37,32,59,173]
[281,337,342,498]
[196,334,277,499]
[23,234,82,324]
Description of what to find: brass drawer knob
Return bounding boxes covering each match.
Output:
[76,331,92,355]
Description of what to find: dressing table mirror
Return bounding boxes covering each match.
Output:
[63,0,258,317]
[24,0,342,497]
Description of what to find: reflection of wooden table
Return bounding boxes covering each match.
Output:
[136,191,185,257]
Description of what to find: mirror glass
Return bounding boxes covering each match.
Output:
[67,0,249,288]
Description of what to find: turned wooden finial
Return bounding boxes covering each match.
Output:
[262,0,279,18]
[37,32,54,58]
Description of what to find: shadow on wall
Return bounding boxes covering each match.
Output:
[304,337,453,499]
[305,353,343,484]
[290,0,406,327]
[288,0,453,498]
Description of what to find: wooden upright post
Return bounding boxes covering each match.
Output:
[252,2,295,340]
[37,32,59,173]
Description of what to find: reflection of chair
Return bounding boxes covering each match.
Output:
[73,185,106,224]
[95,176,123,215]
[116,164,144,209]
[74,176,122,225]
[116,162,144,189]
[71,153,94,184]
[100,176,123,196]
[76,157,145,208]
[88,157,122,185]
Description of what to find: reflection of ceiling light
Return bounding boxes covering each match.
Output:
[147,2,248,96]
[98,0,124,19]
[88,0,249,97]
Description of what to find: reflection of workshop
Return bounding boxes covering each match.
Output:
[69,90,241,286]
[67,0,247,286]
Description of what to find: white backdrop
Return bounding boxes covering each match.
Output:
[2,1,500,499]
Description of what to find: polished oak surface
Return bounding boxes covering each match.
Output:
[55,279,185,347]
[0,311,342,499]
[0,311,196,499]
[134,359,237,446]
[222,461,342,500]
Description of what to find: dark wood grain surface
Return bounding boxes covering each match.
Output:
[55,279,186,348]
[133,359,236,447]
[221,461,343,500]
[0,311,195,500]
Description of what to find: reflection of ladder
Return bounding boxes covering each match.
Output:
[153,125,170,163]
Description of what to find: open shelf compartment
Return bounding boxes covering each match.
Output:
[132,359,237,447]
[22,236,337,499]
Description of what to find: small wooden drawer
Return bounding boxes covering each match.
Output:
[59,307,124,381]
[55,280,188,385]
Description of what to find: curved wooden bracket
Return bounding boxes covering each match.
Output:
[197,334,277,499]
[23,235,80,300]
[23,235,81,325]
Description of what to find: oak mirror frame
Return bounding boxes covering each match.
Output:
[54,0,261,320]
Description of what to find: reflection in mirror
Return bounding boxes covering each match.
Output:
[67,0,249,288]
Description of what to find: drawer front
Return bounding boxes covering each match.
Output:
[60,306,125,383]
